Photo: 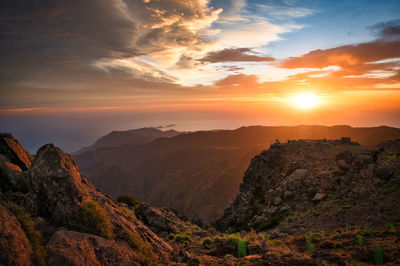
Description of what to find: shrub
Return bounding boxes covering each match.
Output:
[300,227,305,233]
[70,199,113,239]
[174,233,191,243]
[237,239,247,258]
[7,202,47,266]
[374,246,383,264]
[345,224,350,231]
[116,194,139,207]
[118,229,155,265]
[356,235,364,246]
[202,237,213,247]
[321,231,325,238]
[305,236,314,253]
[363,226,375,237]
[121,206,135,221]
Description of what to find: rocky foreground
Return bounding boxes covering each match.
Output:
[1,133,400,265]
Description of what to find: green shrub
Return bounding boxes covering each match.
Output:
[70,199,113,239]
[335,208,343,216]
[300,227,305,233]
[237,239,247,258]
[7,202,47,266]
[321,231,325,238]
[168,232,191,243]
[305,236,314,253]
[345,224,350,231]
[116,194,139,207]
[202,237,213,247]
[356,235,364,246]
[363,226,375,237]
[118,229,155,265]
[374,246,383,264]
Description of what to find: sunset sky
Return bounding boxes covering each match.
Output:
[1,0,400,151]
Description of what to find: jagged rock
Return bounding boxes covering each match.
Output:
[28,144,89,221]
[312,193,326,201]
[360,164,374,179]
[335,150,353,164]
[0,133,33,170]
[135,203,179,235]
[273,197,282,206]
[0,203,33,265]
[337,159,351,170]
[375,165,395,180]
[46,230,141,266]
[352,155,371,169]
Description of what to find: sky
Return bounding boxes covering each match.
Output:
[1,0,400,152]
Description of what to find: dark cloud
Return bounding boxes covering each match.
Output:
[0,0,139,83]
[368,19,400,40]
[200,48,275,63]
[0,0,219,85]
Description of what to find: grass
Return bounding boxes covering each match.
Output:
[7,202,47,266]
[356,235,364,246]
[116,194,139,207]
[69,199,114,239]
[237,239,247,258]
[374,246,383,264]
[117,229,155,265]
[305,236,314,253]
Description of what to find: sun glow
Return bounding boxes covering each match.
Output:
[290,92,320,109]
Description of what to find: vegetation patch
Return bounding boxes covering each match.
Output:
[7,202,47,266]
[69,199,114,239]
[237,239,247,258]
[117,229,155,265]
[116,194,139,207]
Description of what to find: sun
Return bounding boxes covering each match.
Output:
[289,92,320,110]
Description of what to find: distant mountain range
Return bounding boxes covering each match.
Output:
[74,127,181,154]
[73,125,400,223]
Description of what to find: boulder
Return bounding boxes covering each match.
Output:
[312,193,326,201]
[46,230,140,266]
[0,203,33,265]
[335,150,353,164]
[375,165,395,180]
[135,203,179,235]
[337,159,351,170]
[28,144,89,221]
[0,133,33,170]
[273,197,282,206]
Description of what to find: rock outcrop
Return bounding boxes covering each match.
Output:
[0,203,33,265]
[216,138,400,232]
[0,133,172,265]
[47,230,140,266]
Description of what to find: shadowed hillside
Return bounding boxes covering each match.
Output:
[74,125,400,223]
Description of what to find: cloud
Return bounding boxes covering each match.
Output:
[0,0,221,86]
[368,19,400,40]
[253,3,316,19]
[200,48,275,63]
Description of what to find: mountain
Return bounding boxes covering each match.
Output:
[73,125,400,223]
[74,127,181,154]
[1,133,400,265]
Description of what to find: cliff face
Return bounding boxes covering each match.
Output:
[216,138,400,232]
[0,133,172,265]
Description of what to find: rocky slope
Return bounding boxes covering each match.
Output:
[216,137,400,233]
[74,125,400,223]
[0,133,173,265]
